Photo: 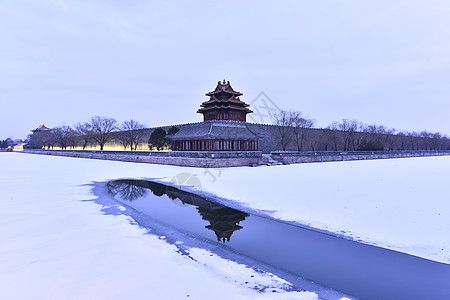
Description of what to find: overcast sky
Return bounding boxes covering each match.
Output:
[1,0,450,139]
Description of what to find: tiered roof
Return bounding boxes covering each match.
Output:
[32,124,52,132]
[169,120,259,140]
[205,80,243,97]
[197,80,253,116]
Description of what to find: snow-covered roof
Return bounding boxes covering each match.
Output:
[170,120,259,140]
[32,124,52,132]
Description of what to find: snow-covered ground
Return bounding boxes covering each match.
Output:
[0,152,319,300]
[1,152,449,299]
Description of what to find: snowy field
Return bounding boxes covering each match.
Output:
[1,152,449,299]
[0,152,318,300]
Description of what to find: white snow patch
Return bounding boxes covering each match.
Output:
[186,247,318,299]
[187,247,291,289]
[0,153,318,300]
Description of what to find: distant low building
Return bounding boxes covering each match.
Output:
[170,80,260,151]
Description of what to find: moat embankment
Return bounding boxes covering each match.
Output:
[20,149,450,167]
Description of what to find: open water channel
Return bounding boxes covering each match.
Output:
[95,179,450,300]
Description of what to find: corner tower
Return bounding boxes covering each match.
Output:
[197,80,253,122]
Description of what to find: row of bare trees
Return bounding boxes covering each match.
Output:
[274,111,315,151]
[27,116,147,151]
[273,111,450,151]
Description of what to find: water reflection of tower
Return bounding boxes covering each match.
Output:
[197,207,249,243]
[107,179,250,243]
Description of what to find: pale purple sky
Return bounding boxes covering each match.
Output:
[1,0,450,139]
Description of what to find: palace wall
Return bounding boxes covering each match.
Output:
[34,122,450,153]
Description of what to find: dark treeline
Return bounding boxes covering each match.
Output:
[27,116,179,151]
[0,139,12,149]
[273,111,450,152]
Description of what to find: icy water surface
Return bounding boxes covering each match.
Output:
[102,179,450,300]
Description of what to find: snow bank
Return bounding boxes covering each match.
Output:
[0,153,317,300]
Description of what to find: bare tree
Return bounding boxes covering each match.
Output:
[325,122,341,151]
[337,119,359,151]
[67,133,78,149]
[404,132,418,150]
[360,124,386,151]
[118,132,131,150]
[52,125,75,150]
[441,135,450,150]
[395,131,406,150]
[273,110,293,151]
[291,112,315,151]
[419,130,443,150]
[28,131,53,149]
[408,131,422,150]
[384,128,397,150]
[74,122,92,150]
[309,129,322,151]
[119,119,147,151]
[89,116,118,150]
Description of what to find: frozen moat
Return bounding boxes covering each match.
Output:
[97,179,450,300]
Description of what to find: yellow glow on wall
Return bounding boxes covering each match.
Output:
[52,143,171,151]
